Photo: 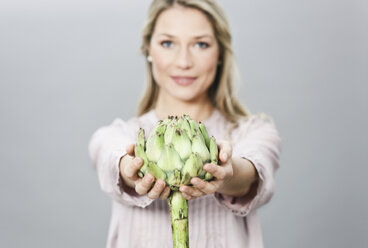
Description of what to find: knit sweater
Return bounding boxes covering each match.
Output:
[88,109,281,248]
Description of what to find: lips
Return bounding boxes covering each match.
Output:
[171,76,197,86]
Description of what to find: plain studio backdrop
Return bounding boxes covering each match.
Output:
[0,0,367,247]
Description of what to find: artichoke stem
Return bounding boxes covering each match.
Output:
[168,191,189,248]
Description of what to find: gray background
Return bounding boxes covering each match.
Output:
[1,0,367,247]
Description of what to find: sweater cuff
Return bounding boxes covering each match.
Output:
[214,151,265,217]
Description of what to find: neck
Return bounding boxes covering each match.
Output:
[154,92,214,122]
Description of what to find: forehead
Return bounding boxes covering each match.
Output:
[153,6,215,37]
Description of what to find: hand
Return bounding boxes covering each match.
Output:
[119,144,171,200]
[179,140,234,200]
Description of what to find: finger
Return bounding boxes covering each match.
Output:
[217,140,232,163]
[126,144,135,156]
[159,186,171,200]
[203,163,226,180]
[181,191,193,200]
[191,177,217,195]
[147,179,166,199]
[180,185,204,198]
[124,157,143,178]
[135,174,154,195]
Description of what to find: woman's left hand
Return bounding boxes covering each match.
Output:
[179,140,234,200]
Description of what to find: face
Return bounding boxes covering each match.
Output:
[148,5,220,102]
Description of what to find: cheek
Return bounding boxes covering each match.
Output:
[200,46,219,69]
[151,53,173,80]
[198,53,219,79]
[151,58,168,85]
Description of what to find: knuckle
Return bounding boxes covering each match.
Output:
[183,194,191,200]
[142,180,152,188]
[197,182,206,190]
[162,187,170,198]
[156,180,165,189]
[200,186,210,194]
[142,175,154,186]
[135,185,145,195]
[151,183,163,196]
[147,191,158,199]
[131,163,138,172]
[218,170,226,180]
[216,175,224,181]
[159,193,166,200]
[193,190,202,197]
[207,164,215,171]
[185,187,193,195]
[133,158,142,168]
[207,185,216,194]
[213,169,222,180]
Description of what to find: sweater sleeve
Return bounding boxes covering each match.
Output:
[214,115,281,217]
[88,118,154,208]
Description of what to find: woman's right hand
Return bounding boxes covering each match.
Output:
[119,144,171,200]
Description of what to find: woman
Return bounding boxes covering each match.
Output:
[88,0,281,247]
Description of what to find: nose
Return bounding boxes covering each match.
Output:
[175,47,193,69]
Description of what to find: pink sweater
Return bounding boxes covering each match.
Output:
[88,109,281,248]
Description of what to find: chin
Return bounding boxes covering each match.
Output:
[170,91,199,102]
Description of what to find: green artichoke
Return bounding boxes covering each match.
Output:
[135,115,219,248]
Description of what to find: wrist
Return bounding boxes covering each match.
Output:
[218,157,258,197]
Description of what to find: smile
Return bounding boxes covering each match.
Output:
[171,76,197,86]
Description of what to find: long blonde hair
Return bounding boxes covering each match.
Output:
[137,0,250,124]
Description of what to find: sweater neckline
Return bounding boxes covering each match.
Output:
[148,108,220,127]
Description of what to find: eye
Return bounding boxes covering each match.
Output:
[195,42,209,49]
[161,40,173,48]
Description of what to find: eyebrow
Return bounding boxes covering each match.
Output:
[157,33,214,40]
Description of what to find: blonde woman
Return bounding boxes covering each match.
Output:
[88,0,281,247]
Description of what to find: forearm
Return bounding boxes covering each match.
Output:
[217,157,259,197]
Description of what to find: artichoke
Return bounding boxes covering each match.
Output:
[135,115,218,248]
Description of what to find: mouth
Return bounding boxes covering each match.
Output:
[171,76,197,86]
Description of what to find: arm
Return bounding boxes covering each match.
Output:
[217,156,259,197]
[179,115,281,216]
[219,116,281,215]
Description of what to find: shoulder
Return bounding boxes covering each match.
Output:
[231,113,280,143]
[204,110,277,140]
[238,113,277,131]
[107,110,158,138]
